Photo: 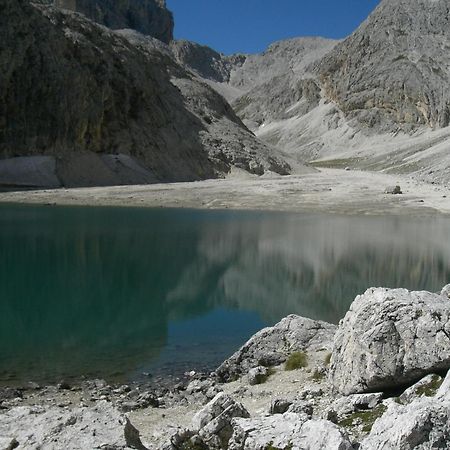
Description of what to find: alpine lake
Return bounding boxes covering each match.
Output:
[1,203,449,386]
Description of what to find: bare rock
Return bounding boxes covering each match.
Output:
[216,315,336,382]
[330,287,450,395]
[384,186,402,195]
[189,393,250,449]
[269,398,293,415]
[247,367,270,386]
[361,372,450,449]
[53,0,174,44]
[0,401,147,449]
[326,393,384,420]
[398,374,443,404]
[228,414,352,450]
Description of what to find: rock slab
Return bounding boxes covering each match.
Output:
[330,287,450,394]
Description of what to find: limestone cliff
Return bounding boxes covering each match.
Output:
[316,0,450,131]
[53,0,174,43]
[0,0,289,188]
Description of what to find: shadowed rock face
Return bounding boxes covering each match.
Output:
[0,1,289,187]
[53,0,174,43]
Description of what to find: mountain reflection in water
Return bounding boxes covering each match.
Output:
[0,205,449,384]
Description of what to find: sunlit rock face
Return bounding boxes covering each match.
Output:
[316,0,450,131]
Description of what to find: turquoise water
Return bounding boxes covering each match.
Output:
[0,204,449,385]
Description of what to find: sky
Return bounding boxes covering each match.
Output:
[166,0,381,55]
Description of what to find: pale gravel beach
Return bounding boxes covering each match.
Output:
[1,168,450,216]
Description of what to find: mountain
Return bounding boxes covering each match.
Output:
[175,0,450,184]
[0,0,290,188]
[53,0,174,43]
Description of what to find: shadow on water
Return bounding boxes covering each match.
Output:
[0,204,449,384]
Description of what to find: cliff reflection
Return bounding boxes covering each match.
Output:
[0,205,449,384]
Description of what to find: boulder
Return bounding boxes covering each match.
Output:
[398,374,443,404]
[228,414,352,450]
[0,401,147,449]
[269,398,293,415]
[216,315,336,382]
[361,386,450,449]
[326,393,384,420]
[247,366,270,386]
[191,393,250,449]
[330,287,450,394]
[384,186,402,195]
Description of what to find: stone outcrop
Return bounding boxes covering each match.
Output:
[216,315,336,382]
[330,287,450,395]
[228,415,352,450]
[0,0,289,188]
[316,0,450,131]
[53,0,174,43]
[0,401,147,449]
[361,371,450,449]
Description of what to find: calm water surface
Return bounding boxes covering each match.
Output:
[0,204,449,385]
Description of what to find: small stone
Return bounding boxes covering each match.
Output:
[269,399,292,414]
[247,366,270,386]
[384,185,402,194]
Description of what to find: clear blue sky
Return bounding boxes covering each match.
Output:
[166,0,381,55]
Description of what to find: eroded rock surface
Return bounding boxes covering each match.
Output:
[0,401,147,449]
[361,372,450,449]
[0,0,289,188]
[216,315,336,382]
[330,287,450,394]
[228,415,352,450]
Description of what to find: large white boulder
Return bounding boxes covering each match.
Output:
[330,287,450,394]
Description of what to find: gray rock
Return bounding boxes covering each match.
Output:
[247,366,270,386]
[361,383,450,449]
[299,420,353,450]
[399,374,443,404]
[190,393,250,449]
[287,400,314,417]
[228,414,352,450]
[330,287,450,394]
[1,0,290,188]
[384,186,402,195]
[269,398,293,415]
[216,315,336,382]
[441,284,450,299]
[0,437,18,450]
[326,393,384,420]
[52,0,174,43]
[0,401,147,449]
[317,0,450,131]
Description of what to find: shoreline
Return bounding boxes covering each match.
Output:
[2,285,450,448]
[0,168,450,217]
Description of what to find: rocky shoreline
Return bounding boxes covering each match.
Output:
[2,285,450,449]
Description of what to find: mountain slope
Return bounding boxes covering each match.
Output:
[176,0,450,183]
[0,0,289,188]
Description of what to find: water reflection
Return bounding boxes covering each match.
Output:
[0,205,449,384]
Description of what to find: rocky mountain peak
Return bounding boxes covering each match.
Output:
[53,0,174,43]
[316,0,450,130]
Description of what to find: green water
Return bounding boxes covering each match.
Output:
[0,204,449,385]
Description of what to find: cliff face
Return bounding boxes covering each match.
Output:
[316,0,450,131]
[53,0,174,43]
[0,1,288,188]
